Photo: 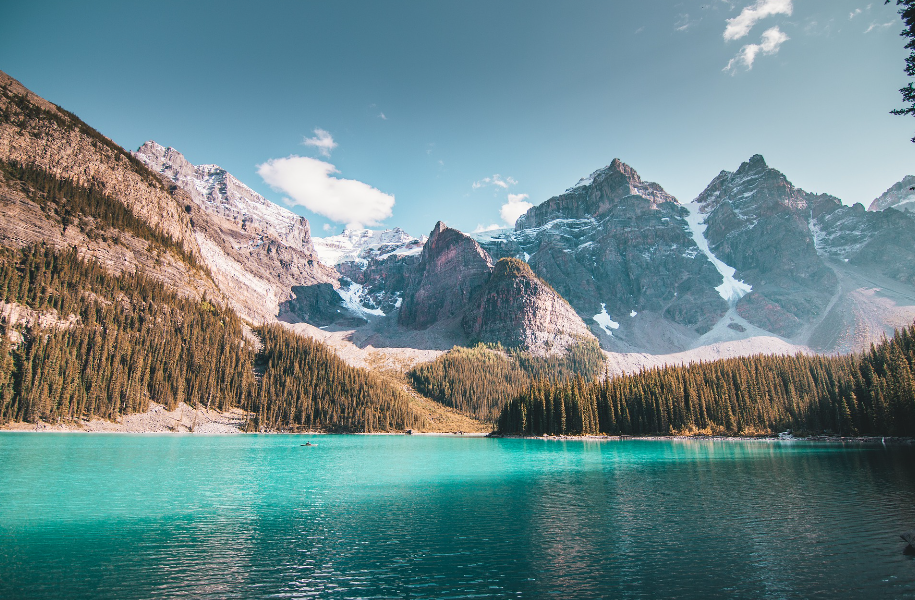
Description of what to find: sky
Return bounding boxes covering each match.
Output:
[2,0,914,237]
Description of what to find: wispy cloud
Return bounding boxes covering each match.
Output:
[258,156,394,229]
[473,223,503,233]
[302,128,337,157]
[849,8,862,19]
[472,174,518,190]
[500,193,533,226]
[723,0,792,41]
[865,21,895,33]
[724,25,789,73]
[378,112,387,120]
[675,14,695,32]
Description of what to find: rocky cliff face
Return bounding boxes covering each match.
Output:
[868,175,915,213]
[0,71,198,258]
[0,70,222,302]
[694,155,838,337]
[135,141,315,254]
[516,158,678,229]
[481,159,729,347]
[399,222,494,329]
[462,258,595,352]
[133,141,338,323]
[813,201,915,287]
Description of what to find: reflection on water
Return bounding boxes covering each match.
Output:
[1,434,914,599]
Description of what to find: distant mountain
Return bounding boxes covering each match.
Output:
[868,175,915,213]
[135,141,315,254]
[133,141,338,323]
[696,155,915,352]
[312,227,425,266]
[479,159,730,352]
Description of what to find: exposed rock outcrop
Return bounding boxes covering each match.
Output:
[694,154,838,337]
[133,141,338,323]
[481,159,728,345]
[462,258,595,352]
[868,175,915,213]
[399,222,494,329]
[0,70,198,258]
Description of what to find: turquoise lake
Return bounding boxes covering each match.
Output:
[1,434,914,599]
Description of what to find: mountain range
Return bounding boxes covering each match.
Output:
[2,67,915,417]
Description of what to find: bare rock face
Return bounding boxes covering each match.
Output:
[868,175,915,213]
[695,155,837,337]
[814,201,915,287]
[135,141,316,254]
[0,70,198,259]
[133,141,338,323]
[481,159,728,342]
[462,258,595,352]
[399,222,494,329]
[516,158,678,229]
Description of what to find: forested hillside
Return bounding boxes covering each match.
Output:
[0,244,422,432]
[497,326,915,437]
[409,340,604,423]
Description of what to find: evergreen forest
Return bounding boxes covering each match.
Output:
[409,340,604,423]
[0,244,422,432]
[497,329,915,437]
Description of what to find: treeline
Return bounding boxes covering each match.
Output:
[0,245,421,432]
[0,159,199,270]
[409,340,604,423]
[497,328,915,437]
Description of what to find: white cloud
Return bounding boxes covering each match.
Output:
[724,26,789,73]
[723,0,792,41]
[378,112,387,120]
[322,223,334,232]
[865,21,895,33]
[500,193,533,226]
[675,14,696,32]
[849,8,862,19]
[302,128,337,157]
[473,223,503,233]
[258,155,394,229]
[472,174,518,190]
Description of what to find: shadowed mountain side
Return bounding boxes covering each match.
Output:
[399,221,494,329]
[462,258,596,353]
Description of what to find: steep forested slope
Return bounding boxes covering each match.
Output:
[0,244,422,431]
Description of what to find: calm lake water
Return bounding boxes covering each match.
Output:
[1,434,914,599]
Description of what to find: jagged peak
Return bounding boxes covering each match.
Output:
[430,221,448,237]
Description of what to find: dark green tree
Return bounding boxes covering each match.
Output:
[888,0,915,140]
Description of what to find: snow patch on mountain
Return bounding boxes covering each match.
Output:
[337,282,386,318]
[594,303,620,336]
[684,201,752,304]
[134,141,313,253]
[312,228,424,266]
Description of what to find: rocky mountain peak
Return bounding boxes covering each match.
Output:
[516,159,677,230]
[134,140,315,255]
[869,175,915,213]
[462,257,596,353]
[399,222,494,329]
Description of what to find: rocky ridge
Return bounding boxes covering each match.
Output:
[399,222,495,329]
[133,141,338,323]
[480,159,729,351]
[462,258,594,352]
[868,175,915,213]
[0,71,198,258]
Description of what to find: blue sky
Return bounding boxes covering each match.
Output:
[2,0,913,237]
